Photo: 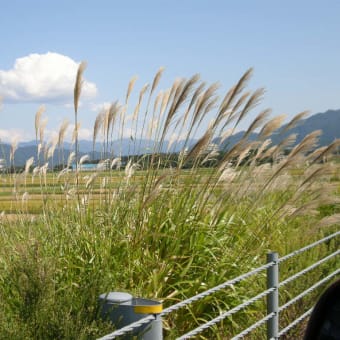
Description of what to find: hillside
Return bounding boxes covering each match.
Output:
[217,108,340,150]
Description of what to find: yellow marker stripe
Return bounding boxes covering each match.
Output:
[134,304,163,314]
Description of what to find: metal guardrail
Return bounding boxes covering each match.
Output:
[98,230,340,339]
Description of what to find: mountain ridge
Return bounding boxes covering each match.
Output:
[2,109,339,167]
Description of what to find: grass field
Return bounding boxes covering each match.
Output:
[0,66,339,339]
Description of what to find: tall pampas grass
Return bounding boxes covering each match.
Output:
[73,61,87,173]
[58,118,69,167]
[35,105,45,143]
[10,137,18,168]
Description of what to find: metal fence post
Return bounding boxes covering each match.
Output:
[267,252,279,339]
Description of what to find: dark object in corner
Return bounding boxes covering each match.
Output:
[304,279,340,339]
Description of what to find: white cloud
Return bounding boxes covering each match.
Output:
[0,129,30,142]
[77,128,92,140]
[64,124,92,141]
[0,52,97,103]
[90,101,111,112]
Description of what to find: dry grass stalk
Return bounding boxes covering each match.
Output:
[244,109,271,139]
[277,133,297,150]
[79,155,90,166]
[179,81,205,129]
[235,144,254,168]
[96,159,110,171]
[85,172,98,189]
[219,128,233,145]
[259,145,277,160]
[201,143,219,165]
[21,192,29,204]
[164,77,196,135]
[111,157,122,169]
[125,75,138,104]
[142,173,168,208]
[271,133,297,162]
[233,88,265,129]
[35,105,45,142]
[153,91,163,119]
[25,157,34,174]
[251,139,272,164]
[218,139,249,172]
[58,119,69,147]
[104,101,120,150]
[47,137,58,160]
[160,88,171,117]
[260,155,299,193]
[290,195,334,217]
[10,137,18,163]
[132,83,149,121]
[289,130,322,158]
[218,166,237,183]
[167,78,182,106]
[299,164,332,189]
[191,81,219,129]
[72,123,81,145]
[67,152,75,168]
[311,139,340,164]
[125,160,140,182]
[258,114,286,140]
[74,61,87,183]
[218,68,253,117]
[185,126,213,162]
[150,67,165,97]
[306,146,328,162]
[74,61,87,115]
[318,214,340,227]
[281,110,309,134]
[93,111,104,149]
[230,91,251,118]
[39,118,48,145]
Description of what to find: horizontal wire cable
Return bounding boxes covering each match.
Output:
[176,288,274,339]
[279,268,340,313]
[231,312,275,340]
[278,231,340,264]
[97,315,155,340]
[279,249,340,287]
[278,307,313,337]
[161,261,274,316]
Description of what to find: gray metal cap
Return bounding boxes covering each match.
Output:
[99,292,133,303]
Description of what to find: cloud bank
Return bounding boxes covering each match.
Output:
[0,52,97,103]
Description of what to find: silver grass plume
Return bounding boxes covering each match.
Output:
[35,105,45,143]
[125,75,138,105]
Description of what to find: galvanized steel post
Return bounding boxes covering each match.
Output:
[267,252,279,339]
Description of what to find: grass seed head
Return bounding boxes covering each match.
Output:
[74,61,87,115]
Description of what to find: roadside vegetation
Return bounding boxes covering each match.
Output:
[0,65,339,339]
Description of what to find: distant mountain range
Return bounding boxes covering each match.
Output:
[0,138,196,167]
[215,109,340,150]
[1,109,339,167]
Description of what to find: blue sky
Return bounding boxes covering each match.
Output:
[1,0,339,142]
